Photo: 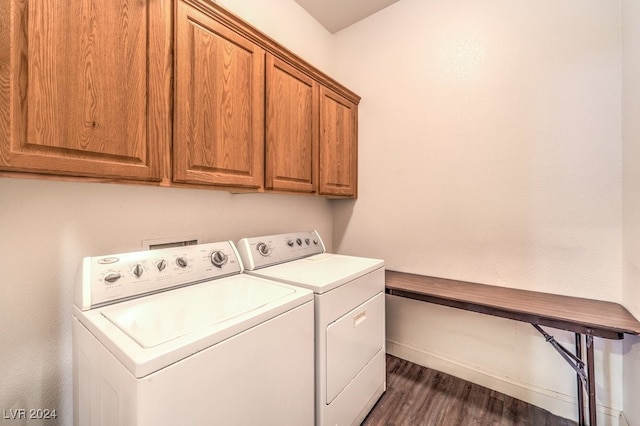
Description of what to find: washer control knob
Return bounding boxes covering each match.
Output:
[176,257,188,268]
[256,242,270,257]
[305,238,310,245]
[104,272,121,284]
[157,259,167,272]
[287,240,294,247]
[132,264,144,278]
[210,251,228,268]
[296,238,302,246]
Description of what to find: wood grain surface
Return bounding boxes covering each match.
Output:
[173,0,265,188]
[265,54,316,193]
[318,86,358,197]
[386,271,640,339]
[362,354,577,426]
[1,0,171,181]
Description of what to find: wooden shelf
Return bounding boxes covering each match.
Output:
[385,270,640,339]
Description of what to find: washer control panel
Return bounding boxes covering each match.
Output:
[237,230,326,270]
[76,241,242,310]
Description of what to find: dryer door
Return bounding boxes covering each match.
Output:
[326,292,385,403]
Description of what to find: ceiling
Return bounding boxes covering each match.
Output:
[294,0,400,34]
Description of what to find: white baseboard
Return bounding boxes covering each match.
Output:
[386,339,623,426]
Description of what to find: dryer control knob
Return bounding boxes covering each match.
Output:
[176,257,188,268]
[210,251,228,268]
[132,264,144,278]
[256,242,270,257]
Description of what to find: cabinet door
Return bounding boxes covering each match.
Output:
[318,86,358,198]
[265,55,316,193]
[0,0,170,181]
[174,1,264,189]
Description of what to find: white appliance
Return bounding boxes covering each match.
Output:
[237,231,385,426]
[72,241,314,426]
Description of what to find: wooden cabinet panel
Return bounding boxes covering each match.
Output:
[174,1,264,189]
[319,86,358,198]
[1,0,358,196]
[0,0,170,181]
[265,55,316,193]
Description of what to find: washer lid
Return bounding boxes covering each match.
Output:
[74,275,313,378]
[248,253,384,294]
[101,276,296,348]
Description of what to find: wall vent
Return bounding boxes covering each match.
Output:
[142,235,199,250]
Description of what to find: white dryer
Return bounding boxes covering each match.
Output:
[237,231,385,426]
[72,241,314,426]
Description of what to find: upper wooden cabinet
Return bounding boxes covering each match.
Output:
[175,0,360,197]
[1,0,359,197]
[319,86,358,198]
[265,55,317,193]
[0,0,171,181]
[173,0,265,189]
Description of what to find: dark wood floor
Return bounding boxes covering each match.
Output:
[362,355,577,426]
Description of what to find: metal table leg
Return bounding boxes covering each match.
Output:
[533,326,595,425]
[586,335,596,426]
[576,333,585,426]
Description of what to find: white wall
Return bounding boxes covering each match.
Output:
[332,0,624,423]
[622,0,640,425]
[0,1,334,423]
[5,0,638,424]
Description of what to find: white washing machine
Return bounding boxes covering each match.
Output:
[72,240,314,426]
[237,231,385,426]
